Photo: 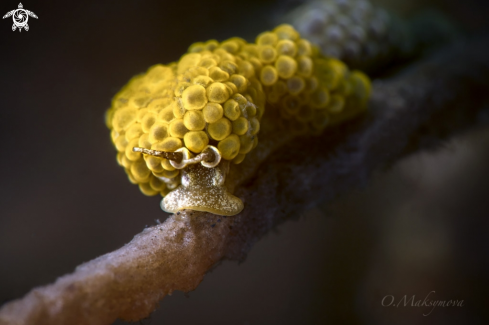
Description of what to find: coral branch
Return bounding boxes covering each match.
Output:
[2,37,489,325]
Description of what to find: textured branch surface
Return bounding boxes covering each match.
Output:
[1,37,489,325]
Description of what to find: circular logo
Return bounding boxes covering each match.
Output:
[13,9,28,28]
[2,3,38,32]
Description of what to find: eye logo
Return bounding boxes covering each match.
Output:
[2,3,38,32]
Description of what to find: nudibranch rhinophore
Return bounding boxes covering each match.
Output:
[105,24,371,216]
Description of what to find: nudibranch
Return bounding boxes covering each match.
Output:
[105,24,371,216]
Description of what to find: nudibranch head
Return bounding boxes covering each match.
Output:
[105,24,371,216]
[161,161,244,216]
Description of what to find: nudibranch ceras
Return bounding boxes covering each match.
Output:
[105,24,371,217]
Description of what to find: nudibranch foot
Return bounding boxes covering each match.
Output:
[161,162,244,216]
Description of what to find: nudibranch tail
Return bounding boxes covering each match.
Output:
[105,23,372,216]
[284,0,414,70]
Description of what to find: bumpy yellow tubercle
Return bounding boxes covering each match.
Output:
[106,24,371,216]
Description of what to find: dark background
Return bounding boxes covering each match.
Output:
[1,0,489,324]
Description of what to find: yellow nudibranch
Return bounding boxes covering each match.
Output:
[105,24,371,216]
